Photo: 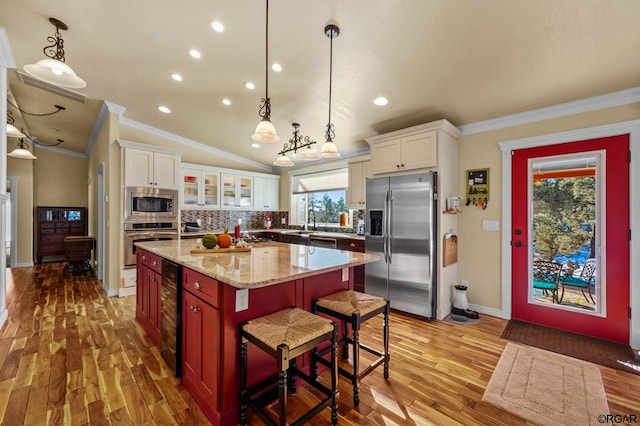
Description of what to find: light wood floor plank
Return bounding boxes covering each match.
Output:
[1,262,639,426]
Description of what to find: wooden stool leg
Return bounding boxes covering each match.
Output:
[330,323,339,425]
[352,315,361,407]
[383,302,390,379]
[240,339,248,426]
[277,344,289,426]
[342,320,349,360]
[288,357,297,395]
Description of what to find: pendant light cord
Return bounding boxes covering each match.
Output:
[265,0,269,101]
[328,32,333,131]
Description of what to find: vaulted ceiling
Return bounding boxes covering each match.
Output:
[3,1,640,170]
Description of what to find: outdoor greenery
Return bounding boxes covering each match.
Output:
[533,177,595,261]
[307,192,347,224]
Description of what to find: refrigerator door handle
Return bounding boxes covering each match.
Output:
[383,190,389,263]
[388,190,393,264]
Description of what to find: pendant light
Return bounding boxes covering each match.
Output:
[8,139,37,160]
[6,111,26,138]
[320,24,340,158]
[251,0,279,143]
[23,18,86,89]
[272,123,319,167]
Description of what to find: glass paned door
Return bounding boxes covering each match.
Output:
[511,134,630,343]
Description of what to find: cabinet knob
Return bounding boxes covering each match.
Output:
[396,165,400,169]
[401,164,405,168]
[190,305,200,312]
[193,281,202,290]
[152,260,157,266]
[350,243,355,247]
[149,182,153,185]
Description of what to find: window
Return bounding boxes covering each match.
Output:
[290,168,349,227]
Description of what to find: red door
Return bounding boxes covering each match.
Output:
[511,134,630,343]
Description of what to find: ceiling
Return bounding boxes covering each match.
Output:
[3,0,640,170]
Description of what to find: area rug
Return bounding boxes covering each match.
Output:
[502,319,640,376]
[483,343,609,426]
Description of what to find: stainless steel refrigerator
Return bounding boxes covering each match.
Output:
[365,172,437,318]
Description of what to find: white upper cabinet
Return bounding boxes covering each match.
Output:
[369,131,437,175]
[253,176,280,210]
[181,166,220,209]
[120,142,181,189]
[347,161,370,208]
[222,173,253,209]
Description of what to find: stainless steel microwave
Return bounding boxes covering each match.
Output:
[124,186,178,221]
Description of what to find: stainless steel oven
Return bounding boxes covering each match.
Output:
[124,186,178,222]
[124,222,178,267]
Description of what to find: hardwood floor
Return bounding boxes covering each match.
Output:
[0,263,638,425]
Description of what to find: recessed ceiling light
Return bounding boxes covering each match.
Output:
[251,143,260,148]
[373,97,389,106]
[271,63,282,72]
[211,21,224,32]
[222,98,231,106]
[244,81,255,90]
[171,73,183,82]
[158,106,172,114]
[189,49,202,59]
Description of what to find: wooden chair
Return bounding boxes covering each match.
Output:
[560,258,597,304]
[532,260,563,303]
[63,236,95,275]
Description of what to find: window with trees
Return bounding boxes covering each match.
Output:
[290,168,349,227]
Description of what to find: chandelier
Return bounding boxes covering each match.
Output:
[23,18,86,89]
[273,123,319,167]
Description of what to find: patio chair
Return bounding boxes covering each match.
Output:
[532,260,563,303]
[560,258,596,304]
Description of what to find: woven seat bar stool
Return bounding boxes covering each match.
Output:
[312,290,390,407]
[240,307,339,426]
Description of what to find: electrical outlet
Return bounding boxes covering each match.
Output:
[281,218,286,225]
[235,289,249,312]
[461,280,469,287]
[342,267,349,282]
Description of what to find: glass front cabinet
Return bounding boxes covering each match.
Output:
[222,173,252,209]
[181,167,220,209]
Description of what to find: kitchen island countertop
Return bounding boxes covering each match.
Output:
[135,239,378,289]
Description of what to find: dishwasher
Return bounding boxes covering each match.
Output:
[161,259,182,377]
[309,235,338,249]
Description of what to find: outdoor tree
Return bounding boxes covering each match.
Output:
[533,176,595,261]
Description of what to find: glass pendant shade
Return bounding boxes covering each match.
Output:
[8,140,37,159]
[319,140,340,158]
[297,146,320,161]
[24,58,86,89]
[7,124,25,138]
[252,117,280,143]
[273,154,294,167]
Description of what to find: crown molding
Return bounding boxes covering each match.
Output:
[0,28,16,69]
[34,143,87,159]
[119,117,272,173]
[460,87,640,136]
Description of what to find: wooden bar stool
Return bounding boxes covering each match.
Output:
[240,307,339,426]
[312,290,390,407]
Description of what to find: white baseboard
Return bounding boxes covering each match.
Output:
[0,308,7,331]
[118,286,136,297]
[468,304,507,319]
[15,262,34,268]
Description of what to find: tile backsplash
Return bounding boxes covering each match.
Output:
[181,209,365,234]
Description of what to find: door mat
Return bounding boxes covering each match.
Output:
[502,319,640,376]
[483,343,609,426]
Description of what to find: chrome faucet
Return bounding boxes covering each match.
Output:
[308,209,317,230]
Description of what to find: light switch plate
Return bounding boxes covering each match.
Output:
[482,220,499,231]
[235,288,249,312]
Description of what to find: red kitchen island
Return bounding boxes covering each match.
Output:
[134,239,379,425]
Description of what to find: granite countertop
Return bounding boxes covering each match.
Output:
[136,239,378,289]
[181,228,365,241]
